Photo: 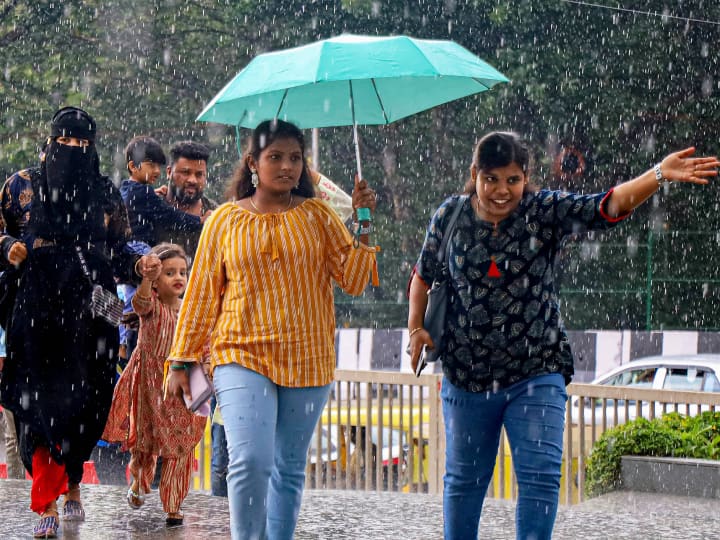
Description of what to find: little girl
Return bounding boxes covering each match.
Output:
[102,242,207,526]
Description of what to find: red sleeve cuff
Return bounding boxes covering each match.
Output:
[599,187,632,223]
[406,265,430,298]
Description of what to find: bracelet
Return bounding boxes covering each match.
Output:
[134,258,143,277]
[356,207,372,222]
[653,163,666,186]
[409,327,423,337]
[169,363,191,371]
[352,222,372,234]
[134,290,152,301]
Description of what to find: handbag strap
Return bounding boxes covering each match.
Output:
[437,195,468,268]
[75,246,95,286]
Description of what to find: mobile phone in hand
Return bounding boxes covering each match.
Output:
[406,343,428,377]
[414,347,428,377]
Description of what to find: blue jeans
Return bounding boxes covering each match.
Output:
[210,396,229,497]
[214,364,331,540]
[442,374,567,540]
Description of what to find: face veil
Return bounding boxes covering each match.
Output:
[31,140,105,242]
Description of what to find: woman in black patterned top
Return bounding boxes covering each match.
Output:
[406,131,718,540]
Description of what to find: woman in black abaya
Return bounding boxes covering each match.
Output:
[0,107,131,537]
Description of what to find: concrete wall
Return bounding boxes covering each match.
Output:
[336,329,720,381]
[621,456,720,498]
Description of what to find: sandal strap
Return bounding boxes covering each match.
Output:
[63,499,85,520]
[127,487,146,509]
[33,515,59,537]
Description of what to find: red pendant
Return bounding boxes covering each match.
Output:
[488,256,502,278]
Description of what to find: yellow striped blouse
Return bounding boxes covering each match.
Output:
[168,198,377,388]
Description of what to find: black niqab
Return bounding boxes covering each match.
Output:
[30,141,105,243]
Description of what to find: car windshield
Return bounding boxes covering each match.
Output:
[582,367,657,407]
[604,367,656,388]
[704,373,720,392]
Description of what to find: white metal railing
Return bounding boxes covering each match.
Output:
[307,369,442,494]
[191,372,720,504]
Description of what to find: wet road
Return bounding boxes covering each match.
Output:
[1,479,718,539]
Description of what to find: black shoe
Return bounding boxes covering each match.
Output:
[166,513,184,527]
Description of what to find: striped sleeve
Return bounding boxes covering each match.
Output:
[316,201,377,296]
[168,204,229,363]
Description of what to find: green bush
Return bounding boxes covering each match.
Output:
[584,411,720,498]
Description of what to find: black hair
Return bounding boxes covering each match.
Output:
[225,119,315,201]
[473,131,530,173]
[150,242,190,267]
[463,131,534,194]
[124,136,167,170]
[169,141,210,165]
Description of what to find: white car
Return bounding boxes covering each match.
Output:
[571,354,720,426]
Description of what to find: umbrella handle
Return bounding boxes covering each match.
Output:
[353,122,372,222]
[353,123,363,181]
[353,122,371,241]
[352,124,379,286]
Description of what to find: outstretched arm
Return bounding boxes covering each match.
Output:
[605,148,719,218]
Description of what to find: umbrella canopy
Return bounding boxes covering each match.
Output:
[196,34,509,129]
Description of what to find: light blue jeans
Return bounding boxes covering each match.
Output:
[214,364,331,540]
[442,373,567,540]
[210,396,228,497]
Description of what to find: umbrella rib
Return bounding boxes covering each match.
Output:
[370,79,390,124]
[349,80,356,125]
[274,89,289,121]
[471,77,492,91]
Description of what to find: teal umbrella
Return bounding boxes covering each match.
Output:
[197,33,509,178]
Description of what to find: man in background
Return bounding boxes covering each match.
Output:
[159,141,218,257]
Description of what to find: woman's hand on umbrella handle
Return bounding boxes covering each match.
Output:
[352,174,377,215]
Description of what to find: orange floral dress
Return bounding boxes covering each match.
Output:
[102,293,206,457]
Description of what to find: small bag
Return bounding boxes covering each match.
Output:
[76,246,124,327]
[90,284,125,327]
[184,363,213,416]
[422,196,467,364]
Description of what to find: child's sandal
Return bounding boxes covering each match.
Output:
[166,512,184,527]
[127,487,145,509]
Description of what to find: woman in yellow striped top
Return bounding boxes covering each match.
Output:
[166,119,377,540]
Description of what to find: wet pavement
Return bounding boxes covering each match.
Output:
[1,478,719,539]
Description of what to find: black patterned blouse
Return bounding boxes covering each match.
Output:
[415,189,629,392]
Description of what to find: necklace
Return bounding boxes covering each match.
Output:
[250,194,293,214]
[472,195,483,218]
[473,195,499,234]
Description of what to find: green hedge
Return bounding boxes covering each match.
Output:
[584,411,720,498]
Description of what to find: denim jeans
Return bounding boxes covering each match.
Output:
[210,395,229,497]
[213,364,331,540]
[442,373,567,540]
